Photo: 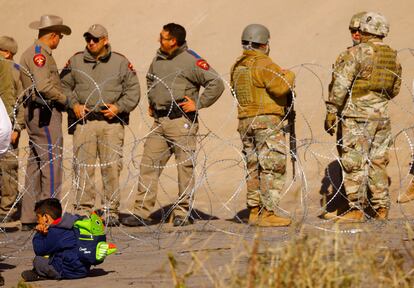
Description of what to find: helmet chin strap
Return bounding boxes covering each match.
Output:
[264,43,270,55]
[242,42,270,55]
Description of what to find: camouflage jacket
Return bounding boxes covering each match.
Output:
[326,37,402,119]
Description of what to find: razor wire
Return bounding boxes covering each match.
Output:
[0,48,414,258]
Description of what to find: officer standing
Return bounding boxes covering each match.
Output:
[61,24,140,226]
[121,23,224,227]
[322,12,366,220]
[0,36,25,222]
[19,15,71,230]
[325,12,402,222]
[230,24,295,227]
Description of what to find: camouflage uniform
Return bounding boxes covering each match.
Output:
[326,37,402,211]
[0,60,24,218]
[231,49,295,213]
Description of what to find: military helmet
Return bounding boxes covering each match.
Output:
[349,11,366,30]
[359,12,389,37]
[241,24,270,44]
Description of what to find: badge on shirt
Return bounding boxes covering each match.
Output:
[196,59,209,70]
[33,54,46,67]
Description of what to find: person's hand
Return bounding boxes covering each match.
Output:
[178,96,196,113]
[324,113,337,136]
[10,131,20,146]
[35,223,49,234]
[101,103,119,120]
[73,104,89,119]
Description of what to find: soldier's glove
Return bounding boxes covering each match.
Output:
[324,113,336,136]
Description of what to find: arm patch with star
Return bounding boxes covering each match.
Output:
[187,49,210,70]
[33,45,46,67]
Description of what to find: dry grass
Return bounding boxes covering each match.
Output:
[227,230,414,288]
[168,225,414,288]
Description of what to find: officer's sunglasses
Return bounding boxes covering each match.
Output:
[84,36,101,43]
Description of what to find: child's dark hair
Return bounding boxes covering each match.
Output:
[34,198,62,219]
[163,23,186,46]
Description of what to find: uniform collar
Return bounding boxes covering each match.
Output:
[51,217,62,226]
[156,43,188,60]
[34,39,52,55]
[242,49,266,57]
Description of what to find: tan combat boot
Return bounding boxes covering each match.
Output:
[256,209,291,227]
[335,209,364,223]
[248,207,260,224]
[320,210,337,220]
[374,207,388,220]
[397,181,414,203]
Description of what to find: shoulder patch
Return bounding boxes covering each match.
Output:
[33,53,46,67]
[196,59,210,70]
[188,49,210,70]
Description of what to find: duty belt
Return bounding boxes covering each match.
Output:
[27,97,61,128]
[153,108,197,122]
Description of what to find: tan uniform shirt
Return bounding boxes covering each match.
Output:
[20,40,67,105]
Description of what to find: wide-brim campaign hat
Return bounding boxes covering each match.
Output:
[29,15,71,35]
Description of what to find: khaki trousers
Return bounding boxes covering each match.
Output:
[21,107,63,224]
[73,120,124,214]
[133,116,198,218]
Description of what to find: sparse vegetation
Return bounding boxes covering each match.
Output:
[227,232,414,287]
[169,227,414,287]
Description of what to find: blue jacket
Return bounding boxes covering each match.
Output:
[32,213,91,279]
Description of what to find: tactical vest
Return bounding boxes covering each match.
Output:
[351,42,398,99]
[231,55,285,119]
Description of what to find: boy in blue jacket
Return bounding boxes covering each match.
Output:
[21,198,91,281]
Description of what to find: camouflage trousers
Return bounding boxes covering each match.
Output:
[238,115,287,212]
[0,146,19,216]
[341,117,391,210]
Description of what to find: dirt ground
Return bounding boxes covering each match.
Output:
[2,0,414,287]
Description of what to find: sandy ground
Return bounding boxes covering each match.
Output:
[2,0,414,287]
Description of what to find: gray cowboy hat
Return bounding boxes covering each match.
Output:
[29,15,71,35]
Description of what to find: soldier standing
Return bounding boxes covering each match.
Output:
[19,15,71,230]
[0,63,13,287]
[325,12,402,222]
[0,36,25,222]
[61,24,140,226]
[322,12,366,220]
[230,24,295,227]
[120,23,224,227]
